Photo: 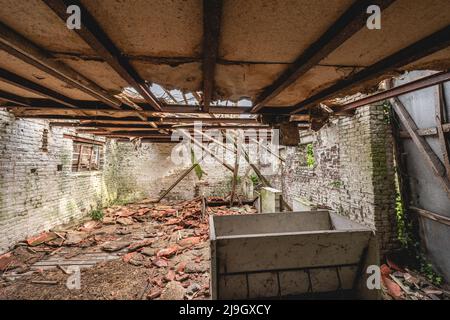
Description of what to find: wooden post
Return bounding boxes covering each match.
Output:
[227,131,293,211]
[77,144,84,172]
[156,162,201,202]
[229,134,241,206]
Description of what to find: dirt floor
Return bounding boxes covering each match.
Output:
[1,197,449,300]
[0,197,257,300]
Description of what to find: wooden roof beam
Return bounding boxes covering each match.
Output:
[5,103,299,115]
[0,67,78,108]
[0,22,122,109]
[0,90,32,107]
[250,0,396,113]
[43,0,163,111]
[202,0,222,112]
[159,117,258,124]
[291,24,450,114]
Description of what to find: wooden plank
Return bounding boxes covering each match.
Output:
[63,134,105,146]
[0,67,77,108]
[230,134,241,206]
[391,97,450,197]
[160,117,258,124]
[77,127,160,132]
[5,104,267,115]
[291,25,450,114]
[156,163,200,202]
[0,90,31,106]
[435,84,450,180]
[93,132,170,138]
[399,124,450,138]
[410,206,450,227]
[251,0,396,112]
[202,0,222,112]
[43,0,162,111]
[0,22,122,109]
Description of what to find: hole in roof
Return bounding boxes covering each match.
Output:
[121,84,253,107]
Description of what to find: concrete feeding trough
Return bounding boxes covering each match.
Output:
[210,211,379,299]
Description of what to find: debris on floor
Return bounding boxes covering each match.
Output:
[0,197,256,300]
[380,257,450,300]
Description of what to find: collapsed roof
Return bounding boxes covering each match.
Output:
[0,0,449,140]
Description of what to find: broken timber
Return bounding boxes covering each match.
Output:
[391,97,450,198]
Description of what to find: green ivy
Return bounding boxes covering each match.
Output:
[190,148,205,180]
[250,174,260,186]
[306,143,315,168]
[330,180,343,188]
[395,179,443,285]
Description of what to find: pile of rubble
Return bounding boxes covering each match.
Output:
[0,197,256,300]
[380,258,450,300]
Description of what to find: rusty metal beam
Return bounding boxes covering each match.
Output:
[335,71,450,113]
[0,22,122,109]
[43,0,163,111]
[291,25,450,114]
[250,0,396,113]
[202,0,222,112]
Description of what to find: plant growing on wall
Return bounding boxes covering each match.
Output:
[394,174,443,285]
[190,148,205,180]
[306,143,315,168]
[250,174,260,186]
[330,180,343,189]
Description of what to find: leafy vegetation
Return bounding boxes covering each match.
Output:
[190,148,205,180]
[381,101,392,124]
[90,209,104,221]
[395,180,443,285]
[330,180,343,189]
[306,143,315,168]
[250,174,260,186]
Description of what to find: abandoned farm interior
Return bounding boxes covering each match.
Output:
[0,0,449,301]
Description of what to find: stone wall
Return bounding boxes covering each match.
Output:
[0,110,262,253]
[1,105,398,255]
[280,105,398,254]
[103,139,258,202]
[0,110,114,253]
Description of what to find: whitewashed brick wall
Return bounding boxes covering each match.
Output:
[0,110,110,253]
[280,105,398,253]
